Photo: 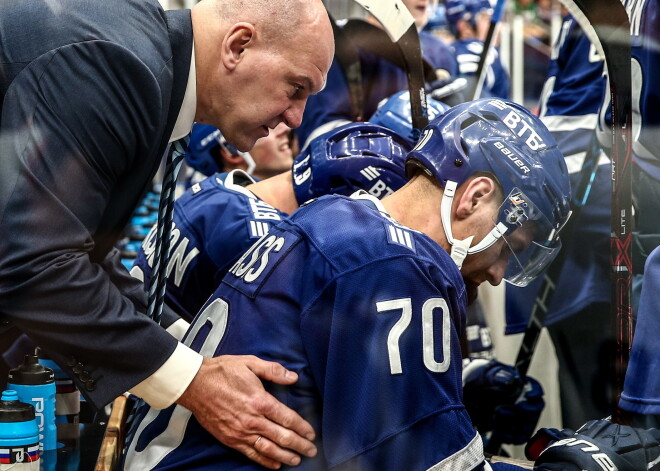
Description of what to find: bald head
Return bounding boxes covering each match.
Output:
[214,0,328,45]
[192,0,333,151]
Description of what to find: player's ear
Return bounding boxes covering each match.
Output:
[455,176,498,220]
[221,22,256,70]
[219,147,247,171]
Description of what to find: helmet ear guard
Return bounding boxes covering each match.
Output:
[406,98,572,285]
[292,123,411,205]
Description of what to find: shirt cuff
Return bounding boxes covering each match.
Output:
[129,342,203,410]
[166,318,191,341]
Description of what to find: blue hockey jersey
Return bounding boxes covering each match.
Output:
[132,170,286,322]
[296,27,458,148]
[123,193,527,471]
[504,15,611,333]
[620,245,660,415]
[451,38,509,99]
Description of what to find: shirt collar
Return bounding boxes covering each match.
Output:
[169,42,197,142]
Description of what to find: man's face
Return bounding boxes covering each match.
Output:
[460,223,533,288]
[250,122,294,179]
[218,28,333,152]
[402,0,430,29]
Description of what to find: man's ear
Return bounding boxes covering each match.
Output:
[454,176,498,220]
[221,22,256,71]
[219,147,247,171]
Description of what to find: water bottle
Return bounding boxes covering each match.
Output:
[35,349,79,426]
[0,390,40,470]
[7,355,56,451]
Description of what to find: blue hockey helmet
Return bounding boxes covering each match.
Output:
[292,122,411,204]
[406,98,571,286]
[369,90,451,146]
[445,0,492,34]
[185,123,256,176]
[423,2,449,34]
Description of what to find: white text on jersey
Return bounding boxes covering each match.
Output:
[229,234,285,283]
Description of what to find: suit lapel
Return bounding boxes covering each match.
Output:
[162,8,194,148]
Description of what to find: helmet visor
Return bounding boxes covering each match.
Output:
[494,188,562,287]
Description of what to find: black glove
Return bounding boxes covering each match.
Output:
[526,418,660,471]
[490,376,545,445]
[463,360,544,445]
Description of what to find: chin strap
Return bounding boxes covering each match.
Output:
[440,180,509,269]
[240,152,256,175]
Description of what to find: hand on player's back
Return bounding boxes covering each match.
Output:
[177,356,317,469]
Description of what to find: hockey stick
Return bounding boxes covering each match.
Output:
[485,134,603,455]
[352,0,429,136]
[327,12,365,122]
[469,0,507,100]
[555,0,633,425]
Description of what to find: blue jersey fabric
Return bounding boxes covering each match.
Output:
[504,15,610,333]
[620,245,660,415]
[451,38,509,99]
[123,193,527,471]
[296,26,457,147]
[132,170,286,322]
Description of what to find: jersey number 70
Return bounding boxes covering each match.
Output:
[376,297,451,375]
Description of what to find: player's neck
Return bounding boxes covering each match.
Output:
[247,171,299,215]
[381,176,450,251]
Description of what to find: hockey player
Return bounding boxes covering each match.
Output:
[505,13,613,429]
[132,123,410,322]
[123,98,578,470]
[295,0,458,148]
[185,121,293,184]
[446,0,510,99]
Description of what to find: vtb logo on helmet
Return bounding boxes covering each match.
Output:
[406,98,572,286]
[292,122,411,204]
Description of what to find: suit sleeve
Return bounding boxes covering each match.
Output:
[300,257,484,471]
[0,41,179,407]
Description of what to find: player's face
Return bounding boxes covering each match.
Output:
[474,11,492,41]
[461,226,533,287]
[218,27,333,152]
[249,122,294,179]
[402,0,430,29]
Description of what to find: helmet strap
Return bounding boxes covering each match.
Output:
[240,152,256,175]
[440,180,508,269]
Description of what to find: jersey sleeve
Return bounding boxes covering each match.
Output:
[300,256,483,470]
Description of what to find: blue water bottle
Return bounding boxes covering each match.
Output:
[36,349,80,428]
[7,355,57,452]
[0,390,40,470]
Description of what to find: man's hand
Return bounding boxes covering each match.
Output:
[177,356,317,469]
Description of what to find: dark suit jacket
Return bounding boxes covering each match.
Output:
[0,0,193,407]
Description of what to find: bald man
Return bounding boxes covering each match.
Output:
[0,0,333,468]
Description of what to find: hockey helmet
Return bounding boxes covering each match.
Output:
[406,98,571,286]
[292,122,411,204]
[445,0,492,34]
[370,90,451,146]
[423,2,450,34]
[185,123,256,176]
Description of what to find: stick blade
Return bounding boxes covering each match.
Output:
[352,0,414,42]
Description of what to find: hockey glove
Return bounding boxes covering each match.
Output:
[490,376,545,445]
[463,359,524,432]
[525,418,660,471]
